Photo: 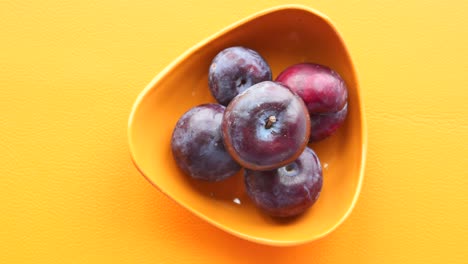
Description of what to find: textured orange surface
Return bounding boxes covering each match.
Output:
[1,0,467,263]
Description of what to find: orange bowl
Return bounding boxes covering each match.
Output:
[128,5,367,246]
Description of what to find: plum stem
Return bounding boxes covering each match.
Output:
[285,164,294,172]
[265,115,277,129]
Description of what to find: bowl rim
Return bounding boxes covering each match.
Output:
[128,4,368,246]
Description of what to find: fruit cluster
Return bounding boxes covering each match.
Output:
[171,46,348,218]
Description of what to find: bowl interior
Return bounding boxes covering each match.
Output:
[128,6,365,245]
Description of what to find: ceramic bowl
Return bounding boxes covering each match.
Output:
[128,5,367,246]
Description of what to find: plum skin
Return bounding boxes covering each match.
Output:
[209,46,272,106]
[244,147,323,218]
[171,104,241,181]
[222,81,310,171]
[310,103,348,141]
[276,63,348,141]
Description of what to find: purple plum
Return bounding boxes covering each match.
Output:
[276,63,348,141]
[171,104,241,181]
[209,46,272,105]
[222,81,310,171]
[245,147,323,217]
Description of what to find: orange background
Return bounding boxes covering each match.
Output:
[1,0,467,263]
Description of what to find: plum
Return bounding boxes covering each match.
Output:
[276,63,348,141]
[171,104,241,181]
[209,46,272,105]
[244,147,323,218]
[222,81,310,171]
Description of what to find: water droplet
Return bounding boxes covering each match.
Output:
[233,198,241,205]
[323,163,329,170]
